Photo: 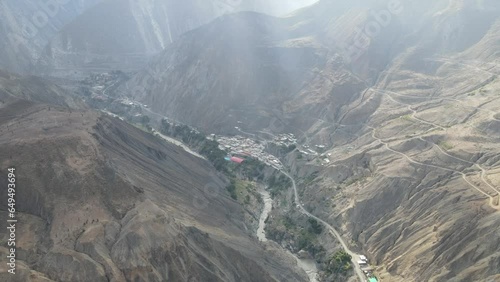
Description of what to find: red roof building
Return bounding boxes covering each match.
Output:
[230,156,245,164]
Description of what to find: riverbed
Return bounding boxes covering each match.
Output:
[256,189,273,242]
[257,188,319,282]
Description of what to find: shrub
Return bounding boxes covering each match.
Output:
[326,251,352,274]
[308,218,323,234]
[226,181,237,200]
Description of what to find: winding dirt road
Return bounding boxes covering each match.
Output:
[369,126,500,210]
[280,171,367,282]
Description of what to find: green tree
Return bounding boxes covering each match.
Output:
[308,218,323,234]
[141,115,150,125]
[326,251,352,274]
[160,119,170,133]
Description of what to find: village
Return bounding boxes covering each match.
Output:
[215,135,286,170]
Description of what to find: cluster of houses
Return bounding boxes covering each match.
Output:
[358,255,378,282]
[216,135,284,169]
[118,98,136,107]
[82,72,124,97]
[271,133,297,147]
[298,148,318,156]
[299,143,325,156]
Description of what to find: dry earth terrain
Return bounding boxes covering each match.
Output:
[0,87,308,281]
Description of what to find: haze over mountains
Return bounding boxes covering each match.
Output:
[123,0,500,134]
[0,0,499,281]
[0,0,102,74]
[0,0,319,76]
[122,0,500,280]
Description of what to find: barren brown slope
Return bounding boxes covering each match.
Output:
[284,2,500,281]
[0,69,85,109]
[0,98,307,282]
[119,1,500,281]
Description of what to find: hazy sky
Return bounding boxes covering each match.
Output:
[243,0,319,16]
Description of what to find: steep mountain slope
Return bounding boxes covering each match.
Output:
[121,0,440,133]
[34,0,320,78]
[35,0,223,76]
[0,0,103,73]
[0,69,85,109]
[121,11,367,134]
[0,82,308,281]
[120,0,500,281]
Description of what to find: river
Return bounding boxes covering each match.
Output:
[257,188,319,282]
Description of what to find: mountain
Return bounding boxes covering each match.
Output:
[0,79,308,281]
[121,0,500,281]
[122,0,500,134]
[35,0,223,77]
[0,0,103,74]
[120,10,367,134]
[239,0,319,17]
[0,69,85,109]
[33,0,320,78]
